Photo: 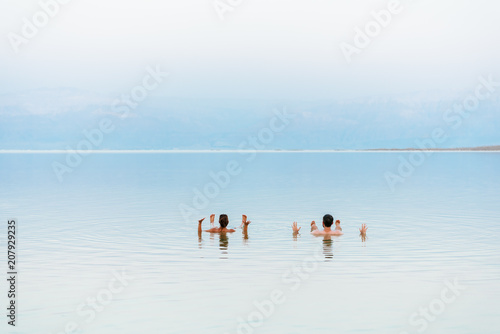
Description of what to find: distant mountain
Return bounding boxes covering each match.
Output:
[1,88,499,150]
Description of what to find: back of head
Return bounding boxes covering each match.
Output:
[219,214,229,228]
[323,214,334,227]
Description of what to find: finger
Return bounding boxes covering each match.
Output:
[298,227,301,231]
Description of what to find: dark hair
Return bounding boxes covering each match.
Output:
[323,214,334,227]
[219,214,229,228]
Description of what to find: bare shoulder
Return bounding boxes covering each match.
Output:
[205,227,220,233]
[227,229,236,233]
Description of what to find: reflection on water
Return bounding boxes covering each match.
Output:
[322,237,334,260]
[0,153,499,334]
[199,229,250,259]
[218,232,229,258]
[360,232,367,243]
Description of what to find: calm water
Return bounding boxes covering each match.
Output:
[1,153,499,334]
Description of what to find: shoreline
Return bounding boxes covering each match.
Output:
[0,146,499,154]
[369,145,500,152]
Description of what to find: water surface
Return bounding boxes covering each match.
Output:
[0,153,499,334]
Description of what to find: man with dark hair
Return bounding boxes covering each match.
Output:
[321,214,334,228]
[198,214,250,235]
[310,214,342,236]
[292,214,348,236]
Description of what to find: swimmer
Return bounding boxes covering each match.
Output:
[292,214,344,236]
[198,214,251,234]
[310,214,343,236]
[293,215,367,238]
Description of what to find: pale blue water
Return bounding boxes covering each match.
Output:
[0,153,499,334]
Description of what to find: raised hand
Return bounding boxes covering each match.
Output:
[359,224,368,234]
[240,214,249,228]
[198,217,205,235]
[210,214,215,227]
[242,215,251,236]
[292,222,301,233]
[310,221,318,232]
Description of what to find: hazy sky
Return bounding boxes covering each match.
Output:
[1,0,499,99]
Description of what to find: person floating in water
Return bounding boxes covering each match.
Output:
[292,214,367,237]
[198,214,251,234]
[309,214,343,236]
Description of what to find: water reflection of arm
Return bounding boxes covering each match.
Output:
[323,236,334,259]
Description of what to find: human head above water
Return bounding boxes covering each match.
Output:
[323,214,334,227]
[219,214,229,228]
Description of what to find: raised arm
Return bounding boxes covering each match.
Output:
[198,217,205,236]
[359,224,368,242]
[359,224,368,234]
[239,214,247,228]
[210,214,215,228]
[292,222,301,235]
[310,221,319,232]
[242,215,251,235]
